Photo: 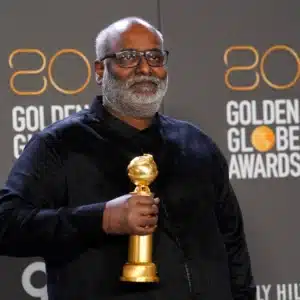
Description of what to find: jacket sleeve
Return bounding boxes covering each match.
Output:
[0,133,106,259]
[211,142,256,300]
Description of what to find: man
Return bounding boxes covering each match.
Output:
[0,17,256,300]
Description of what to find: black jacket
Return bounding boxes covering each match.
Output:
[0,97,256,300]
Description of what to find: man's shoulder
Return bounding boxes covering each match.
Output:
[37,108,92,143]
[159,113,215,146]
[160,114,227,168]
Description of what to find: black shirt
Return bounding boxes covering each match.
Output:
[0,96,256,300]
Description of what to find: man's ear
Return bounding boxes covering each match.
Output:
[94,60,104,85]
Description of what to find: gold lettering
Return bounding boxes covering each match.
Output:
[48,49,91,95]
[9,49,47,96]
[260,45,300,90]
[224,46,259,91]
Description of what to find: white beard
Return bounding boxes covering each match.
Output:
[101,71,168,118]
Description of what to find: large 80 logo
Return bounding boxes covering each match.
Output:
[224,45,300,91]
[9,48,92,95]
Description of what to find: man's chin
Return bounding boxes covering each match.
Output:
[129,94,161,105]
[132,90,157,97]
[129,84,157,94]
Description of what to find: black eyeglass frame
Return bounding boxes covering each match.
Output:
[99,49,169,68]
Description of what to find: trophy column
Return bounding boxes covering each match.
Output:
[120,154,159,283]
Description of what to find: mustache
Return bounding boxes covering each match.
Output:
[125,75,161,88]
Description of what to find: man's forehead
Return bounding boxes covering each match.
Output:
[110,24,162,52]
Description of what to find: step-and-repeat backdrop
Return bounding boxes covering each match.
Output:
[0,1,299,299]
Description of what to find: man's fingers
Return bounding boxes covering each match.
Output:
[138,204,158,216]
[129,195,160,206]
[139,215,158,227]
[137,197,156,205]
[135,225,157,235]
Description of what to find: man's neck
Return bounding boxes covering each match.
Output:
[104,105,153,131]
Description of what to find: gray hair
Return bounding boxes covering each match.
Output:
[95,17,164,61]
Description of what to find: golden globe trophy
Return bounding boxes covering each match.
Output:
[120,154,159,283]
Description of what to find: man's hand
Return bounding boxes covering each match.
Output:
[102,194,159,235]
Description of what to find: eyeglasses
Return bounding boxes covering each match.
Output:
[100,49,169,68]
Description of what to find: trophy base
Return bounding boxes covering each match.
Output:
[120,262,159,283]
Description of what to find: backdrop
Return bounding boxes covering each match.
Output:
[1,1,299,299]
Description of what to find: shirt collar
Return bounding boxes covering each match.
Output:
[89,95,161,139]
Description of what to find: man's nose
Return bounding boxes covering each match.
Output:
[135,56,152,75]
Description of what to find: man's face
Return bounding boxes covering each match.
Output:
[98,24,168,118]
